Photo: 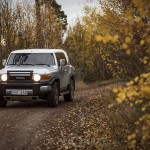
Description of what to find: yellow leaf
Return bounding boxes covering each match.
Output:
[143,60,147,64]
[122,43,128,49]
[140,40,145,45]
[130,103,134,107]
[113,35,119,42]
[142,107,146,111]
[95,35,102,42]
[135,17,141,23]
[126,49,131,55]
[134,76,139,82]
[116,98,122,103]
[118,92,126,99]
[125,37,132,43]
[113,88,118,93]
[108,103,114,108]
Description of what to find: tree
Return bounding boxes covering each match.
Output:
[35,0,42,48]
[35,0,67,48]
[0,1,2,66]
[0,0,17,59]
[99,0,150,148]
[64,18,111,82]
[0,0,67,67]
[65,0,149,147]
[64,2,147,82]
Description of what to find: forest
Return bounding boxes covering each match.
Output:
[0,0,149,149]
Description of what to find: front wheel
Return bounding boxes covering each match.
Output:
[64,79,75,102]
[0,96,7,107]
[47,82,59,108]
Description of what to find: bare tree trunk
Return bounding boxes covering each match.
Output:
[35,0,43,48]
[0,2,3,67]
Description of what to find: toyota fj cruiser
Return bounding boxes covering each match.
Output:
[0,49,75,107]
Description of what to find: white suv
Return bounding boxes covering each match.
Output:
[0,49,75,107]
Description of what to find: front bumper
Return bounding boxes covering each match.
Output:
[0,82,52,97]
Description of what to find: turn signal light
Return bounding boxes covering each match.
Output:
[41,74,51,80]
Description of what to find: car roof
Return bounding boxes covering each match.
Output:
[11,49,66,54]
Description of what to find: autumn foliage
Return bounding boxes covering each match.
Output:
[0,0,149,149]
[64,1,148,82]
[65,0,149,149]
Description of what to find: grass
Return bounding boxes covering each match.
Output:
[75,79,122,91]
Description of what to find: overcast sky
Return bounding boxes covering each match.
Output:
[56,0,98,25]
[15,0,98,25]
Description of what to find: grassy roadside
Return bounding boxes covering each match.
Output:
[75,79,124,91]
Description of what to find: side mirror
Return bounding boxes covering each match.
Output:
[2,59,6,66]
[60,59,66,66]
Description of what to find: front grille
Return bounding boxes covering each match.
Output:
[9,76,31,81]
[7,71,33,83]
[6,86,33,89]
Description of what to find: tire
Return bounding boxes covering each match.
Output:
[0,96,7,107]
[47,82,59,107]
[64,79,75,102]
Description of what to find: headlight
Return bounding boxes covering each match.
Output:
[33,74,41,82]
[1,74,7,82]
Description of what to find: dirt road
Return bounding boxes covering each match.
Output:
[0,83,134,150]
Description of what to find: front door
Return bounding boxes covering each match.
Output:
[55,53,69,90]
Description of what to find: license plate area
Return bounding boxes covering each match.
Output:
[6,89,33,96]
[11,90,29,95]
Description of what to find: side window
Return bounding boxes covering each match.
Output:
[55,53,67,66]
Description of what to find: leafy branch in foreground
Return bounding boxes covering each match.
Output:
[112,73,150,149]
[103,0,150,149]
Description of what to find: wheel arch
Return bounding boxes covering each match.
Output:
[49,77,60,91]
[70,74,75,90]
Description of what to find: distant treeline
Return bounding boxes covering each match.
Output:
[64,0,149,82]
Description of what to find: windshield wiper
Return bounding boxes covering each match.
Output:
[20,64,35,66]
[35,64,51,67]
[8,64,16,65]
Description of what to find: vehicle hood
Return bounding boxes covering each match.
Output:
[0,65,57,74]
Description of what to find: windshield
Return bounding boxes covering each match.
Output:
[7,53,55,66]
